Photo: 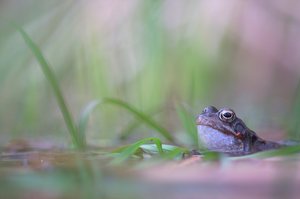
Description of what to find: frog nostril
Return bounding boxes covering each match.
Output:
[202,106,218,114]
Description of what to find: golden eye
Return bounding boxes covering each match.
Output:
[219,109,235,122]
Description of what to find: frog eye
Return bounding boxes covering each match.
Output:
[218,109,235,122]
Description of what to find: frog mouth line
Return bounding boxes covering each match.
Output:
[196,117,244,140]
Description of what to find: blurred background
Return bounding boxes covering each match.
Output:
[1,0,300,146]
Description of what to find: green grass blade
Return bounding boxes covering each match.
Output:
[111,137,163,164]
[77,100,100,148]
[140,144,188,159]
[160,147,187,159]
[102,98,175,143]
[176,105,199,148]
[288,79,300,140]
[140,144,180,153]
[17,26,81,148]
[76,98,175,145]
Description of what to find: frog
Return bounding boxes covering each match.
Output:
[196,106,285,156]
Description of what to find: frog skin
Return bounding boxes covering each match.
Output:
[196,106,284,156]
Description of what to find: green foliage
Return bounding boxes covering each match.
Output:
[77,100,100,147]
[110,137,163,164]
[111,137,189,164]
[17,26,175,149]
[79,98,176,147]
[176,105,199,148]
[1,0,299,163]
[17,25,83,149]
[288,80,300,140]
[101,98,175,143]
[1,1,300,199]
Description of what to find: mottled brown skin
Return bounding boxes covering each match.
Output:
[196,106,283,155]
